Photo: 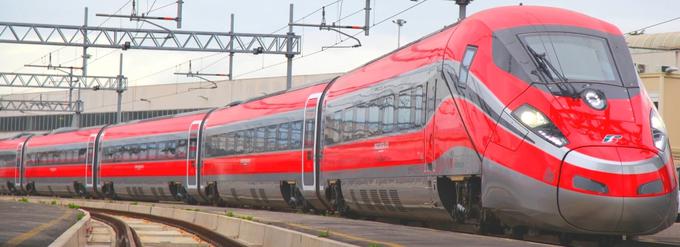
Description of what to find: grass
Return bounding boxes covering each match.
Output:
[318,229,330,238]
[51,200,57,205]
[17,197,28,203]
[367,244,382,247]
[76,211,85,221]
[185,208,200,212]
[130,202,138,205]
[225,211,234,217]
[67,203,80,209]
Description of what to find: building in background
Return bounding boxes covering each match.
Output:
[0,73,339,138]
[628,32,680,161]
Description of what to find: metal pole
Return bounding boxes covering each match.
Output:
[458,5,466,21]
[364,0,371,36]
[176,0,183,28]
[73,7,88,128]
[116,53,124,123]
[228,13,234,81]
[286,4,294,90]
[397,24,401,48]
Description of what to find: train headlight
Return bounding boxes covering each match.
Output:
[651,108,667,151]
[581,89,607,110]
[513,104,569,147]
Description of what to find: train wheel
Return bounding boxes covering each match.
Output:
[73,182,87,197]
[25,182,36,195]
[326,181,350,216]
[204,182,224,206]
[102,182,116,199]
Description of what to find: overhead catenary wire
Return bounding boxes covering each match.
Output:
[61,0,431,111]
[628,16,680,35]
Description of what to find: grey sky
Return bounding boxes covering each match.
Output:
[0,0,678,95]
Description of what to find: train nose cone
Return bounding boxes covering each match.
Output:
[557,147,678,234]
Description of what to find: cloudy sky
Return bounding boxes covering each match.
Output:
[0,0,678,96]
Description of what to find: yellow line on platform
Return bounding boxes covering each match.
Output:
[2,208,74,247]
[286,222,405,247]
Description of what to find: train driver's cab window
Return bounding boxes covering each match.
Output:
[459,46,478,87]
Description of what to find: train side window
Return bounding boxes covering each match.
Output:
[139,144,148,160]
[177,139,188,159]
[459,45,478,87]
[331,111,342,144]
[398,90,413,130]
[78,148,86,163]
[382,95,395,133]
[355,104,367,140]
[130,144,140,161]
[414,86,424,127]
[234,132,244,154]
[255,127,266,153]
[368,100,381,137]
[342,108,354,142]
[122,146,131,161]
[148,143,158,160]
[167,141,178,158]
[291,121,303,149]
[225,132,235,154]
[278,123,290,150]
[267,125,277,152]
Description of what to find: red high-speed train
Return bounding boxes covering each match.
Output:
[1,5,677,239]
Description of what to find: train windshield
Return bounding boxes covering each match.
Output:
[521,33,619,83]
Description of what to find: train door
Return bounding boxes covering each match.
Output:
[186,120,201,190]
[301,93,321,191]
[14,143,23,188]
[85,134,97,189]
[425,77,437,173]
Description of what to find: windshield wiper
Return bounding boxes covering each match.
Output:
[526,45,579,98]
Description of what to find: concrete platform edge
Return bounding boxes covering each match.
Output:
[48,209,90,247]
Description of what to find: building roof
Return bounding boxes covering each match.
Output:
[627,32,680,51]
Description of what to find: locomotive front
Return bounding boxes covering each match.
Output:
[463,6,679,235]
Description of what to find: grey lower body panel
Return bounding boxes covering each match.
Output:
[204,173,296,209]
[103,176,182,201]
[482,157,570,231]
[28,177,84,197]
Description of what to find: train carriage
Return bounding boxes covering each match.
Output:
[97,110,210,202]
[0,134,31,194]
[23,127,103,196]
[200,82,331,210]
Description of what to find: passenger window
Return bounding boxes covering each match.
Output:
[414,86,424,126]
[139,144,148,160]
[355,105,367,140]
[368,100,381,137]
[331,111,343,144]
[278,123,290,150]
[291,121,303,149]
[459,45,478,87]
[255,127,266,152]
[342,108,354,142]
[234,132,244,154]
[148,143,157,160]
[267,125,277,151]
[177,140,187,159]
[382,95,395,133]
[398,90,413,130]
[225,133,235,154]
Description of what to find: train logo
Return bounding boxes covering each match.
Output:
[602,134,622,143]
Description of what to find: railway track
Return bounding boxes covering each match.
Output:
[83,207,242,247]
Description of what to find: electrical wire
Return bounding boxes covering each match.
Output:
[628,16,680,35]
